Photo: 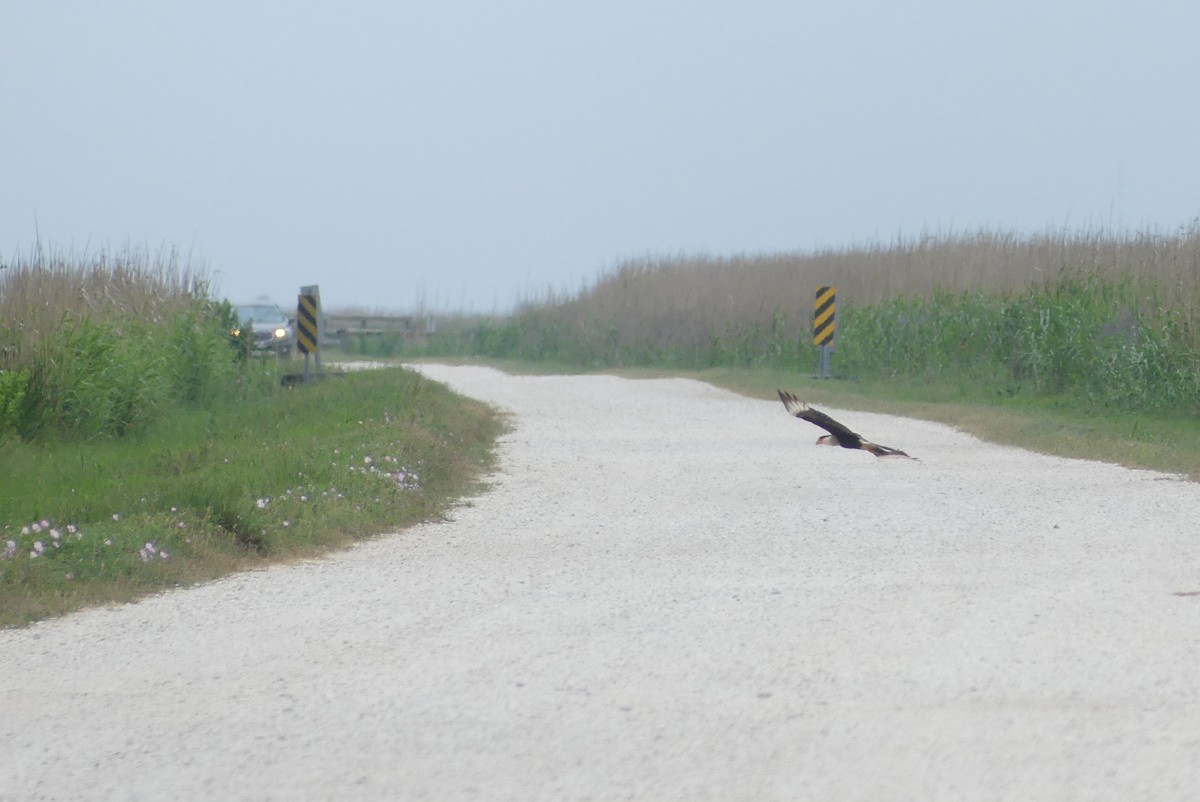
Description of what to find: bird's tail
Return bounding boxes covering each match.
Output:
[862,441,916,459]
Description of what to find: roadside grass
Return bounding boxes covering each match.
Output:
[0,365,504,628]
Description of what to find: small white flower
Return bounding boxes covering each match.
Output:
[66,524,77,534]
[256,498,268,509]
[33,541,44,554]
[112,513,121,521]
[282,521,290,528]
[104,538,113,546]
[50,528,61,540]
[31,522,41,534]
[21,526,30,536]
[363,455,373,465]
[39,519,49,529]
[159,550,169,561]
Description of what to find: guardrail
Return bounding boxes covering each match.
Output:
[321,315,432,348]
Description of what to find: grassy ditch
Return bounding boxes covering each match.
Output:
[0,365,503,628]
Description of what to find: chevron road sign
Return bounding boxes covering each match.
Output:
[297,293,318,355]
[814,286,836,379]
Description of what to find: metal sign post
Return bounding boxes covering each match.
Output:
[814,285,837,379]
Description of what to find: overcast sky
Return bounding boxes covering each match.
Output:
[4,1,1198,312]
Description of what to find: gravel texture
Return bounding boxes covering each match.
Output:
[3,363,1200,801]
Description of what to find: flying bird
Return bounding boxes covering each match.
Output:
[777,390,914,458]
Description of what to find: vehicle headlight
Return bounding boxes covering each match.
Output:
[273,328,287,339]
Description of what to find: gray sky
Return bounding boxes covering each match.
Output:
[4,1,1198,313]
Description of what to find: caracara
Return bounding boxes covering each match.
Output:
[778,390,913,458]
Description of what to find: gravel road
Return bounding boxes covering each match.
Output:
[3,363,1200,801]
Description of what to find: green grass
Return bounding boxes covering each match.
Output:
[0,365,504,628]
[833,273,1200,413]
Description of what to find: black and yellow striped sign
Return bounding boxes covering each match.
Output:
[297,294,318,354]
[814,286,836,346]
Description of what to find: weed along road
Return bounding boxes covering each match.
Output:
[5,364,1200,800]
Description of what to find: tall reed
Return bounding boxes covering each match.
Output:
[424,225,1200,412]
[0,246,241,439]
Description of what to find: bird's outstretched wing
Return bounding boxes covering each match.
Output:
[777,390,863,447]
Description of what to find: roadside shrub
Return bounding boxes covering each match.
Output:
[169,300,244,404]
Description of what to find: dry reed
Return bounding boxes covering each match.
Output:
[552,224,1200,354]
[0,244,210,371]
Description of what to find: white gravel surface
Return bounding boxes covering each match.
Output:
[4,363,1200,801]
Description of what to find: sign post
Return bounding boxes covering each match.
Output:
[814,285,836,379]
[297,285,321,383]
